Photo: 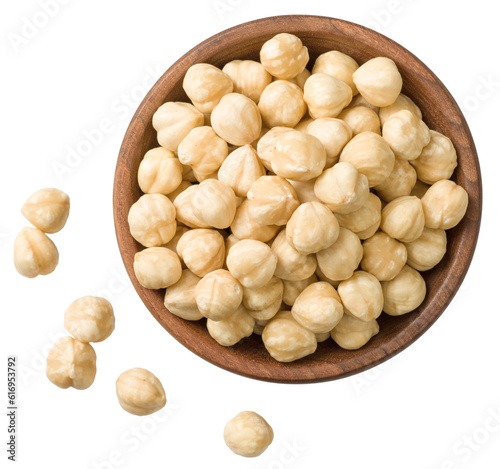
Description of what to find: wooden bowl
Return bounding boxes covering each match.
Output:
[113,15,482,383]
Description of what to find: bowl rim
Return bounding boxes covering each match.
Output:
[113,14,482,384]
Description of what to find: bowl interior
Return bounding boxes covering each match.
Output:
[113,15,481,383]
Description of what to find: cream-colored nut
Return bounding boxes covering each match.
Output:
[381,195,425,242]
[260,33,309,80]
[331,315,379,350]
[21,188,70,233]
[243,276,283,319]
[195,269,242,321]
[192,167,220,184]
[152,102,204,152]
[46,337,96,390]
[352,57,402,107]
[222,60,272,103]
[382,110,430,161]
[269,129,327,182]
[282,274,318,306]
[224,234,240,265]
[190,179,236,229]
[379,93,422,126]
[64,296,115,343]
[338,106,381,136]
[137,147,182,195]
[247,176,299,226]
[164,269,203,321]
[183,63,233,113]
[315,266,341,288]
[173,186,210,229]
[306,118,352,168]
[218,145,265,197]
[227,239,277,289]
[421,180,468,230]
[291,282,343,333]
[294,117,314,132]
[361,232,407,281]
[128,194,177,247]
[287,179,321,204]
[224,411,274,458]
[163,225,189,264]
[335,192,381,238]
[133,247,182,289]
[382,264,426,315]
[316,227,363,281]
[287,68,311,89]
[374,158,417,202]
[340,131,395,187]
[262,311,317,362]
[247,296,281,321]
[338,271,383,322]
[286,201,340,254]
[251,127,271,151]
[404,227,447,271]
[207,304,255,346]
[411,180,430,199]
[177,126,228,175]
[411,130,458,184]
[230,200,280,242]
[258,80,306,128]
[168,181,192,203]
[314,162,369,214]
[177,229,225,277]
[312,50,359,95]
[13,227,59,278]
[211,93,262,146]
[347,94,379,113]
[116,368,166,416]
[304,73,352,119]
[271,230,317,281]
[256,126,292,171]
[316,331,331,342]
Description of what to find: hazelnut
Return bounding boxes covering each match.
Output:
[21,188,70,233]
[243,276,284,320]
[374,158,417,202]
[304,73,352,119]
[163,225,190,264]
[282,274,318,306]
[335,192,382,239]
[222,60,272,103]
[287,68,311,89]
[361,232,407,281]
[191,179,237,229]
[338,106,381,136]
[137,147,182,195]
[224,411,274,457]
[306,118,352,168]
[230,200,280,242]
[404,227,447,271]
[207,304,255,346]
[381,265,426,316]
[347,93,379,113]
[312,50,359,95]
[260,33,309,80]
[331,315,379,350]
[379,93,422,126]
[164,269,203,321]
[133,247,182,289]
[256,126,293,171]
[381,195,425,242]
[287,179,321,204]
[173,185,210,229]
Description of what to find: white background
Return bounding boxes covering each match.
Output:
[1,1,499,468]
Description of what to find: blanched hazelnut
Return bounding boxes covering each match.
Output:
[287,68,311,89]
[382,110,430,161]
[211,93,262,146]
[176,229,225,277]
[312,50,359,95]
[262,311,317,362]
[352,57,402,107]
[338,106,381,136]
[338,271,383,322]
[227,239,277,289]
[46,337,96,390]
[404,227,447,271]
[137,147,182,195]
[286,201,340,254]
[421,180,468,230]
[134,247,182,289]
[411,179,430,199]
[195,269,242,321]
[379,93,422,126]
[128,194,177,247]
[152,102,204,152]
[173,185,210,229]
[411,130,458,184]
[64,296,115,343]
[247,176,299,225]
[163,225,189,263]
[282,274,318,306]
[316,227,363,281]
[331,315,379,350]
[315,266,341,287]
[374,158,417,202]
[260,33,309,80]
[306,118,352,168]
[218,145,265,197]
[258,80,306,128]
[340,131,395,187]
[314,162,369,214]
[380,196,425,242]
[177,126,228,176]
[304,73,352,119]
[271,230,317,281]
[115,368,166,416]
[222,60,272,103]
[347,93,379,113]
[190,179,236,229]
[291,282,343,333]
[224,411,274,457]
[14,227,59,278]
[243,276,283,320]
[361,232,407,281]
[316,331,332,343]
[294,117,315,132]
[183,63,233,113]
[335,192,381,239]
[256,126,292,171]
[230,200,280,242]
[382,265,426,315]
[164,269,203,321]
[21,188,70,233]
[207,304,255,346]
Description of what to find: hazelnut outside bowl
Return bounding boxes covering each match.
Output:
[113,15,482,383]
